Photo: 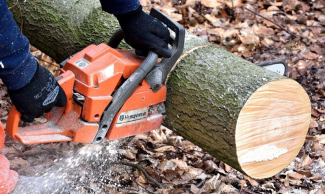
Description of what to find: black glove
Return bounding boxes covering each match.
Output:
[7,64,67,122]
[115,6,171,58]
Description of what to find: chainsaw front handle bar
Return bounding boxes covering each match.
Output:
[108,8,185,92]
[93,51,158,143]
[145,8,185,92]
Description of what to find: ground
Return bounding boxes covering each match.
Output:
[1,0,325,193]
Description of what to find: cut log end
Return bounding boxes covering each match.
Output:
[235,79,311,179]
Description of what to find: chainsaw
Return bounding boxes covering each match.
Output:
[5,8,185,144]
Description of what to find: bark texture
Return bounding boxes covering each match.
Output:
[7,0,311,178]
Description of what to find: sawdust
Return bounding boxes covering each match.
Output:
[35,140,122,193]
[3,132,128,193]
[239,145,288,164]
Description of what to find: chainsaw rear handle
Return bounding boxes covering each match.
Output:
[107,29,125,49]
[108,8,185,92]
[6,71,75,138]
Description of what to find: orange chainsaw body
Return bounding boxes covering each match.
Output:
[6,43,166,144]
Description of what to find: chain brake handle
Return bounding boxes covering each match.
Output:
[108,8,185,92]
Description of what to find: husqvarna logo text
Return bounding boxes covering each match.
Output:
[116,108,147,127]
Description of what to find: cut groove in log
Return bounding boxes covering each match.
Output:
[236,79,310,179]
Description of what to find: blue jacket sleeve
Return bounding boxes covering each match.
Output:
[100,0,140,14]
[0,0,37,90]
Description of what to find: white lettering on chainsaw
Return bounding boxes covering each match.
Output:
[74,58,90,69]
[43,86,59,106]
[116,108,147,127]
[238,145,288,164]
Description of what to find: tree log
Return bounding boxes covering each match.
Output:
[7,0,311,179]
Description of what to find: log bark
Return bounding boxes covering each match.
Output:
[7,0,311,179]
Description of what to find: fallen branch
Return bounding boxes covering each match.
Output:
[122,164,155,194]
[120,160,164,189]
[244,7,297,37]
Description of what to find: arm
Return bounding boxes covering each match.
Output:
[99,0,140,14]
[0,0,66,122]
[0,0,37,90]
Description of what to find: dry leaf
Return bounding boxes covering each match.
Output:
[163,160,178,170]
[170,188,187,194]
[182,167,204,181]
[163,169,181,181]
[171,158,188,170]
[296,60,308,75]
[202,175,221,192]
[149,129,165,143]
[204,160,218,172]
[204,15,223,27]
[119,149,136,160]
[224,164,232,172]
[287,172,304,180]
[201,0,223,8]
[315,134,325,143]
[216,182,238,193]
[180,140,197,151]
[314,188,325,194]
[9,158,30,169]
[221,29,241,46]
[301,50,319,60]
[261,37,274,47]
[299,154,312,168]
[155,145,177,152]
[310,44,323,54]
[310,120,319,128]
[196,173,209,180]
[190,184,205,194]
[185,0,196,7]
[241,180,246,190]
[239,28,260,45]
[245,176,259,187]
[224,0,242,7]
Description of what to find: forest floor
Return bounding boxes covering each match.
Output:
[2,0,325,193]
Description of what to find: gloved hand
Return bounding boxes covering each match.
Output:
[115,5,171,58]
[7,64,67,122]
